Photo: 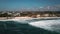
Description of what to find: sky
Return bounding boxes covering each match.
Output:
[0,0,60,11]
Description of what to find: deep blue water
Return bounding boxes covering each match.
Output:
[0,19,60,34]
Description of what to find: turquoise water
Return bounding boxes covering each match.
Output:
[0,18,60,34]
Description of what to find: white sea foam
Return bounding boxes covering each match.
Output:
[29,19,60,32]
[0,17,60,32]
[0,17,34,24]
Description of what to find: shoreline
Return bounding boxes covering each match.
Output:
[0,17,60,19]
[0,17,60,21]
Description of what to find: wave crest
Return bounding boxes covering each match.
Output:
[29,19,60,32]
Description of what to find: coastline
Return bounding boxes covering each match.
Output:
[0,17,60,21]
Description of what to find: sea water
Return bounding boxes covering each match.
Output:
[0,18,60,34]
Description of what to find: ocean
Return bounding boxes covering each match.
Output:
[0,18,60,34]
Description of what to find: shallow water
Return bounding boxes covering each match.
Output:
[0,18,60,34]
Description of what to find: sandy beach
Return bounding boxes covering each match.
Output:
[0,17,60,20]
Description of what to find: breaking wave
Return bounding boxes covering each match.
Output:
[0,17,60,33]
[29,19,60,33]
[0,17,60,34]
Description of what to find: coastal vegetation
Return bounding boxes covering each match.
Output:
[0,11,60,18]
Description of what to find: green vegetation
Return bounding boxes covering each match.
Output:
[0,13,12,17]
[0,11,60,17]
